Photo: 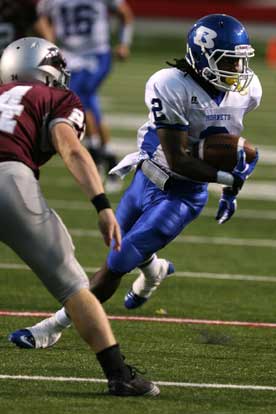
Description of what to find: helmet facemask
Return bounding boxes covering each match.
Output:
[201,45,255,92]
[38,47,71,89]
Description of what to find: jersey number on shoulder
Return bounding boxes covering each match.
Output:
[151,98,166,122]
[68,108,85,140]
[60,4,97,36]
[0,86,32,134]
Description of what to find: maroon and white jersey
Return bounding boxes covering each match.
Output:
[0,0,39,53]
[0,81,85,178]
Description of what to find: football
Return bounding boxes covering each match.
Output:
[193,133,257,172]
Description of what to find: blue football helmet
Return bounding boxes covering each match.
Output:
[185,14,255,92]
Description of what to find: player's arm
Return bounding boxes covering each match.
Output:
[158,127,258,191]
[113,1,134,60]
[158,128,219,182]
[34,15,56,43]
[51,122,121,250]
[35,0,56,43]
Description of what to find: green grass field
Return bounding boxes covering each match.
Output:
[1,35,276,413]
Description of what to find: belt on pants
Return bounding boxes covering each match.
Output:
[140,159,189,191]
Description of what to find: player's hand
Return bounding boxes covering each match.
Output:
[216,187,237,224]
[98,209,121,251]
[115,44,130,60]
[231,148,259,195]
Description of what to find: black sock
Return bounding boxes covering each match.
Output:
[96,344,131,381]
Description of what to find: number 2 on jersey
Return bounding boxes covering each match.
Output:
[151,98,166,122]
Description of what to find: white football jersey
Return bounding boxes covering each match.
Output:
[37,0,123,54]
[137,67,262,171]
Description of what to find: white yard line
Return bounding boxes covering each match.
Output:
[46,199,276,220]
[1,262,276,283]
[0,226,274,248]
[208,182,276,201]
[0,374,276,392]
[40,177,276,201]
[67,228,276,249]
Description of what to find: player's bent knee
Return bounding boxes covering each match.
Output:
[38,255,90,305]
[107,240,145,275]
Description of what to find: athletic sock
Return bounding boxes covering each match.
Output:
[139,254,159,279]
[55,307,71,328]
[96,344,131,381]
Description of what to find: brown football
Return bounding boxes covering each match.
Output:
[194,133,257,172]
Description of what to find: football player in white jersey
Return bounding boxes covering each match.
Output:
[10,14,260,348]
[36,0,134,192]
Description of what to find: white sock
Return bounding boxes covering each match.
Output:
[139,254,160,280]
[55,307,71,328]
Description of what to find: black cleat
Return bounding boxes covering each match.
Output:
[108,366,160,397]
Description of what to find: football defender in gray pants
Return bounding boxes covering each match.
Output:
[0,36,159,397]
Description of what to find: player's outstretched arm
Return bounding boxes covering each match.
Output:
[52,123,121,250]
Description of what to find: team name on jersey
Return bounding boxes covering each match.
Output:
[206,114,231,121]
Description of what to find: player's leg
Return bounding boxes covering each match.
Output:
[99,171,206,308]
[4,163,159,395]
[124,254,175,309]
[82,53,122,193]
[74,170,147,303]
[122,175,209,308]
[8,168,144,348]
[3,163,108,349]
[77,52,112,149]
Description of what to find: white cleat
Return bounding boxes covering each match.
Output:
[124,259,174,309]
[9,315,64,349]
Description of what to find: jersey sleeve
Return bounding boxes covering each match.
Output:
[48,89,86,141]
[145,69,190,131]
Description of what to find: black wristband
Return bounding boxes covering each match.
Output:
[91,193,111,213]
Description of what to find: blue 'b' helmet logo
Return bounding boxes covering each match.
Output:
[194,26,217,49]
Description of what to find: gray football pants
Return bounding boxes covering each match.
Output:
[0,161,89,304]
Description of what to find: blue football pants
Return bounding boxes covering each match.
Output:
[69,51,112,125]
[107,169,208,274]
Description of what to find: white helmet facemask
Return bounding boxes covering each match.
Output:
[201,45,255,92]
